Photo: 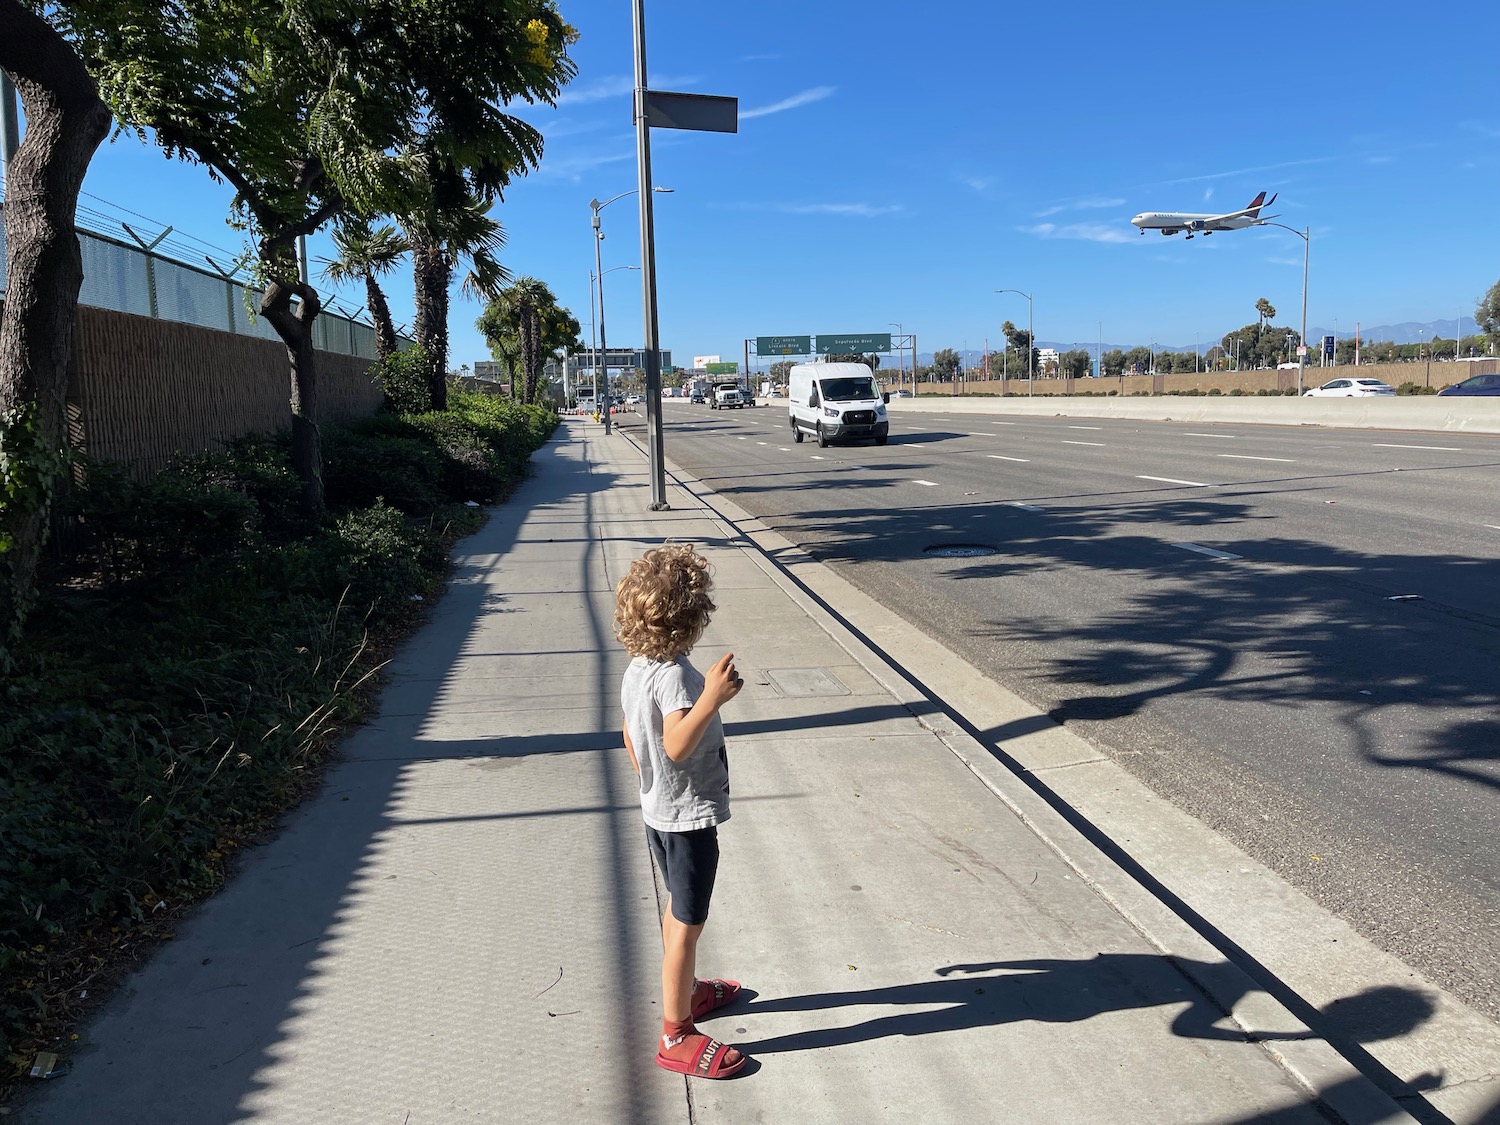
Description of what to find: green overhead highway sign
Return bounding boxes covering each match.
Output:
[816,332,892,354]
[704,361,739,375]
[756,335,811,355]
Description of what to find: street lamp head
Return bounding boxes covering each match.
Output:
[652,186,674,193]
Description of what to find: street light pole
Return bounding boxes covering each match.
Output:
[995,290,1033,397]
[590,188,670,435]
[1255,221,1310,394]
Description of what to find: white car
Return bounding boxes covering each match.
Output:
[1304,378,1396,398]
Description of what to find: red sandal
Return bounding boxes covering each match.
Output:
[656,1031,746,1079]
[691,978,742,1020]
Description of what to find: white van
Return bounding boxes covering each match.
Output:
[787,362,889,446]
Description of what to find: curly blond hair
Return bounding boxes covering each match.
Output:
[614,545,716,661]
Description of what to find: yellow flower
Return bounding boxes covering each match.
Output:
[524,19,549,45]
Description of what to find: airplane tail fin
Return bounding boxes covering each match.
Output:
[1248,191,1276,217]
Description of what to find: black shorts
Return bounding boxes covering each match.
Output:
[646,824,719,926]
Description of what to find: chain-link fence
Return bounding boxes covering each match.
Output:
[0,215,381,359]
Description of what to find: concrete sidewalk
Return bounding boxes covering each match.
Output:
[20,417,1416,1125]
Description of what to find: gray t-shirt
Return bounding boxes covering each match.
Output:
[621,654,730,832]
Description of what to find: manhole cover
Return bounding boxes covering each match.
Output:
[763,668,850,697]
[923,544,1001,558]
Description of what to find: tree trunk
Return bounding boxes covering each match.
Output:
[409,232,449,411]
[520,309,540,404]
[0,4,112,645]
[364,274,397,361]
[261,277,324,515]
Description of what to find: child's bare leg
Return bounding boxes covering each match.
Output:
[661,905,702,1021]
[659,900,741,1071]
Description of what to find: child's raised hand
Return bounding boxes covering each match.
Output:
[704,651,745,708]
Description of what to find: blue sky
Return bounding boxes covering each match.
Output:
[43,0,1500,368]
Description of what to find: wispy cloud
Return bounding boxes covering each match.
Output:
[534,148,637,181]
[1203,186,1214,202]
[712,200,900,218]
[1266,256,1303,267]
[1022,222,1132,244]
[1142,156,1332,188]
[1364,154,1395,164]
[740,52,782,62]
[740,86,835,120]
[1460,120,1500,139]
[962,175,995,193]
[556,73,698,106]
[1035,196,1124,217]
[781,202,899,217]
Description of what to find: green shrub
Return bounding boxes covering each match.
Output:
[65,458,260,586]
[371,345,433,415]
[322,427,445,515]
[1396,382,1438,395]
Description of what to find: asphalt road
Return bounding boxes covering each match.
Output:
[621,399,1500,1020]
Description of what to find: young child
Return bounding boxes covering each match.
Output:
[615,545,748,1080]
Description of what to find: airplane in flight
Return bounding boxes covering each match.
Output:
[1130,192,1278,239]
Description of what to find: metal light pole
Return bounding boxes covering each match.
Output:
[1255,221,1310,394]
[631,0,669,508]
[590,188,669,434]
[587,269,598,404]
[995,289,1033,396]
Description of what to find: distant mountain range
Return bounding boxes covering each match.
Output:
[900,319,1484,367]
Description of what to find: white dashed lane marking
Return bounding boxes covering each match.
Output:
[912,479,939,487]
[1172,543,1242,560]
[988,455,1030,462]
[1218,454,1295,462]
[810,455,825,460]
[1184,432,1236,438]
[1139,475,1209,487]
[1372,443,1462,452]
[1008,501,1045,511]
[1061,440,1105,447]
[1067,425,1103,430]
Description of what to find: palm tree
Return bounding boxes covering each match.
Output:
[1255,297,1277,334]
[403,194,510,411]
[483,277,553,403]
[321,221,410,361]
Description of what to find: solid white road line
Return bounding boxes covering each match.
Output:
[1139,475,1209,487]
[1372,443,1462,451]
[988,455,1031,462]
[913,479,939,487]
[1008,501,1045,511]
[1061,440,1105,447]
[1172,543,1242,560]
[1217,454,1295,462]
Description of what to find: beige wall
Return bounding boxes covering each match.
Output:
[894,358,1496,400]
[68,305,382,476]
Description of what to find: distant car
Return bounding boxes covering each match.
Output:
[1437,372,1500,396]
[626,395,641,404]
[689,392,705,404]
[890,389,913,399]
[1304,378,1396,397]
